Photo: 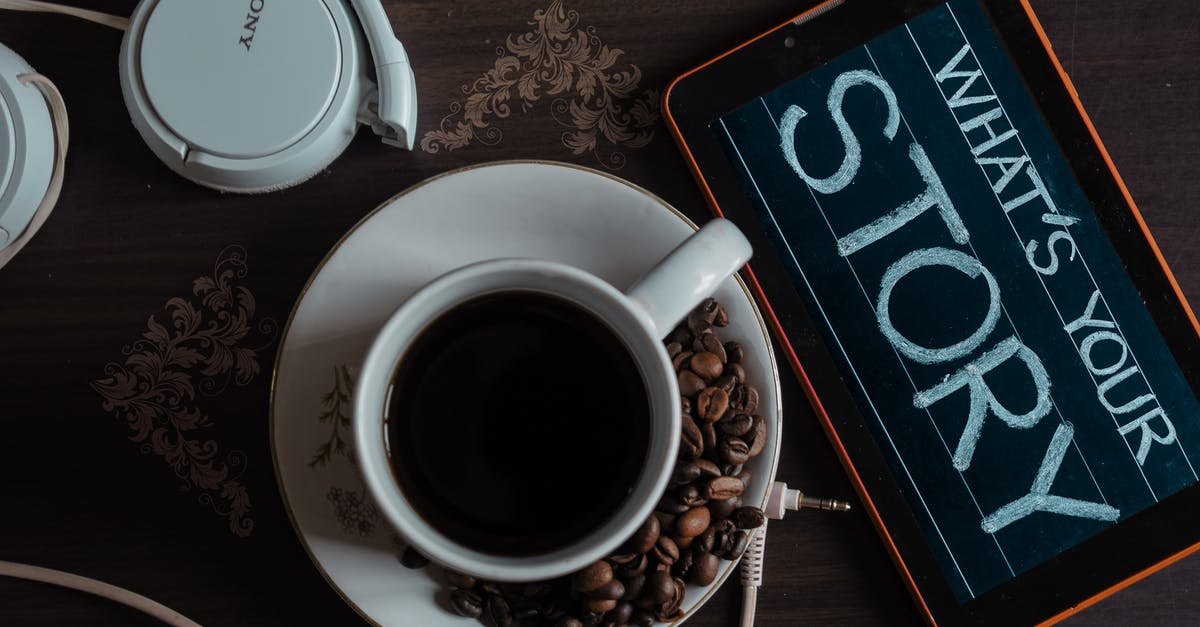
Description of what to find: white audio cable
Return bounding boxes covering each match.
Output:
[0,560,201,626]
[738,481,852,627]
[0,0,129,30]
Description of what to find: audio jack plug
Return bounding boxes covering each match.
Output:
[738,481,852,627]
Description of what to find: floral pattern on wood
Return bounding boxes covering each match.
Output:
[420,0,660,169]
[91,245,277,537]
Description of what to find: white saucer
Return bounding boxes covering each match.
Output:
[270,161,782,626]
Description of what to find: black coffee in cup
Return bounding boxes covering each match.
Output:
[385,291,650,556]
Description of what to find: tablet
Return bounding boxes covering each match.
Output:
[664,0,1200,624]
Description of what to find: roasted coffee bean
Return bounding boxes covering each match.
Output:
[672,461,701,486]
[672,548,694,579]
[680,396,692,418]
[687,300,718,335]
[671,350,693,373]
[656,577,686,620]
[400,546,429,569]
[555,617,583,627]
[632,610,655,627]
[713,373,738,393]
[746,415,768,457]
[702,422,718,457]
[611,601,635,625]
[693,458,722,478]
[689,352,723,380]
[625,514,660,554]
[708,495,741,520]
[622,572,646,600]
[718,413,753,436]
[695,526,717,553]
[615,553,648,578]
[725,530,750,560]
[690,336,707,353]
[666,341,683,358]
[674,533,694,550]
[733,506,766,529]
[574,560,613,593]
[657,492,689,515]
[678,370,706,397]
[644,570,675,604]
[676,506,711,538]
[652,535,680,566]
[479,581,502,595]
[690,551,720,586]
[444,569,476,589]
[707,475,745,500]
[678,483,706,507]
[724,362,747,383]
[701,333,727,363]
[680,415,703,459]
[583,597,619,613]
[586,578,626,601]
[485,594,512,627]
[579,609,605,626]
[450,588,484,618]
[724,341,744,364]
[695,387,729,423]
[655,511,677,531]
[718,437,751,465]
[713,303,730,327]
[722,463,743,477]
[668,326,693,348]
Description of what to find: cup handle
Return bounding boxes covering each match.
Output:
[625,218,753,339]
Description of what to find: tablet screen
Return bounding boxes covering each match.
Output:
[712,0,1200,603]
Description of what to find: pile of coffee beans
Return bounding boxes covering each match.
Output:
[416,298,768,626]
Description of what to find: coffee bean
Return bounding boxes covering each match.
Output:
[724,341,744,363]
[724,362,747,383]
[656,577,686,620]
[669,326,693,348]
[611,601,634,625]
[701,333,727,363]
[652,535,680,566]
[614,553,648,578]
[714,303,730,327]
[624,514,659,554]
[444,569,476,589]
[479,581,502,595]
[680,396,692,418]
[485,594,512,627]
[580,595,619,610]
[688,299,719,335]
[707,476,745,500]
[400,546,429,569]
[678,483,706,507]
[702,422,718,456]
[713,373,738,393]
[690,352,723,380]
[722,463,743,476]
[725,530,750,560]
[718,413,753,436]
[579,609,605,626]
[674,533,694,550]
[644,570,675,605]
[666,341,682,358]
[693,458,722,478]
[695,387,729,423]
[691,551,720,586]
[585,578,625,601]
[632,610,655,627]
[573,560,613,593]
[695,526,717,553]
[747,414,768,457]
[680,415,703,459]
[555,617,583,627]
[450,589,484,618]
[709,495,742,520]
[672,461,701,486]
[678,370,706,397]
[672,549,694,579]
[676,506,711,538]
[691,336,707,353]
[733,506,766,529]
[718,437,750,465]
[657,492,690,515]
[655,511,677,531]
[671,350,693,373]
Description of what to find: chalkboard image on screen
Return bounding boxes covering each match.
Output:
[713,0,1200,604]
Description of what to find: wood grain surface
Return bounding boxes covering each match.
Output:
[0,1,1195,625]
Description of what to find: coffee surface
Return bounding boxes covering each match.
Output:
[386,291,650,556]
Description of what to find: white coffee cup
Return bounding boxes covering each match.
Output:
[354,218,752,581]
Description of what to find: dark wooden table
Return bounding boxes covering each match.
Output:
[0,1,1195,625]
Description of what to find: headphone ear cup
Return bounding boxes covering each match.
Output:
[119,0,377,193]
[0,43,58,266]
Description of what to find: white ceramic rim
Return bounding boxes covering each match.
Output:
[354,258,681,582]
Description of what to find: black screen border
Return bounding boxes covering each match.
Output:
[663,0,1200,624]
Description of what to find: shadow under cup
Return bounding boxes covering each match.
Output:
[355,260,680,581]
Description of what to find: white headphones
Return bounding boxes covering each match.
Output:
[120,0,418,193]
[0,40,66,270]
